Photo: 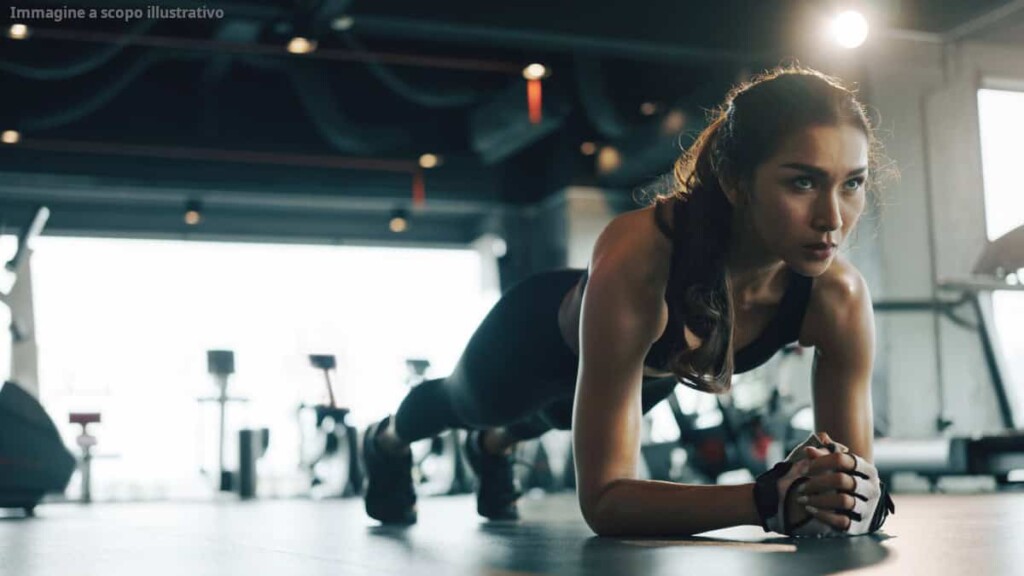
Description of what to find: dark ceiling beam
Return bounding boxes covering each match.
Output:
[349,16,781,65]
[944,0,1024,41]
[0,171,498,216]
[17,26,520,74]
[0,198,484,247]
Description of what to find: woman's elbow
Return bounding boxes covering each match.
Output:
[581,505,617,537]
[578,483,627,537]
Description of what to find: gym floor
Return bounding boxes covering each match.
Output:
[3,492,1021,576]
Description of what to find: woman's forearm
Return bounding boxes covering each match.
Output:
[587,478,762,537]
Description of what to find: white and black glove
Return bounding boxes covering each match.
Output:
[754,433,895,538]
[752,452,819,535]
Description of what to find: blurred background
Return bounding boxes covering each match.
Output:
[1,0,1023,508]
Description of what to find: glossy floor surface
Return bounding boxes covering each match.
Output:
[2,492,1022,575]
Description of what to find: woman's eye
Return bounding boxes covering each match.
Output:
[793,177,814,190]
[844,177,865,191]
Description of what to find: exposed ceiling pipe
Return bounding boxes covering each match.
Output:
[469,78,570,165]
[0,18,156,81]
[596,79,729,187]
[288,60,412,154]
[14,26,522,74]
[18,51,160,131]
[349,15,780,65]
[574,56,628,140]
[338,32,482,109]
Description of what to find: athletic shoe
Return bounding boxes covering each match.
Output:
[464,430,522,520]
[361,416,417,524]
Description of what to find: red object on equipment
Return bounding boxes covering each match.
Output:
[70,413,101,425]
[412,171,426,207]
[527,79,542,125]
[752,426,773,461]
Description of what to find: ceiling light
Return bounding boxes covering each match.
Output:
[579,141,597,156]
[831,10,869,49]
[662,109,687,134]
[1,130,21,145]
[522,63,548,81]
[389,209,409,233]
[597,146,622,174]
[640,102,659,116]
[287,37,317,54]
[418,154,442,169]
[8,24,29,40]
[184,200,202,226]
[331,16,355,31]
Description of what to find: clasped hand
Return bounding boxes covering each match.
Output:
[783,432,884,537]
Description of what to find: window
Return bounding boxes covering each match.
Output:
[978,86,1024,416]
[30,237,498,500]
[978,88,1024,241]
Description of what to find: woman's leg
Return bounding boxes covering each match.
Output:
[365,269,584,523]
[384,269,584,446]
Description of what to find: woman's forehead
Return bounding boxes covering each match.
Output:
[766,124,869,171]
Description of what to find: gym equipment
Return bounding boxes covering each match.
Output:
[197,349,248,491]
[297,353,362,497]
[69,412,101,503]
[237,427,270,499]
[0,207,80,512]
[1,206,49,396]
[640,346,816,484]
[871,222,1024,489]
[0,381,75,515]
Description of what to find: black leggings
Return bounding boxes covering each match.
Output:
[393,269,678,442]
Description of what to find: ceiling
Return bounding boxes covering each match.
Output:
[1,0,1021,243]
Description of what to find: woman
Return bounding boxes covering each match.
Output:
[362,66,895,538]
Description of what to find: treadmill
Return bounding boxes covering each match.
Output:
[872,223,1024,489]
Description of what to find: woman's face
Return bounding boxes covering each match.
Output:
[741,123,869,276]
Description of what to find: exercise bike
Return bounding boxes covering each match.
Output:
[297,354,362,498]
[642,345,815,484]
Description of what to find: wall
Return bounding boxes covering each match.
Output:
[497,186,635,290]
[865,37,1024,438]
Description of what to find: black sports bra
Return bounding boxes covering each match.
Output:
[578,199,813,374]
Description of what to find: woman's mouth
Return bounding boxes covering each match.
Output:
[803,242,835,261]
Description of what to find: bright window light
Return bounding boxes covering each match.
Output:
[978,89,1024,241]
[28,237,499,500]
[978,86,1024,417]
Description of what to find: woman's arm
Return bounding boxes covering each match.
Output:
[572,214,762,537]
[802,260,876,460]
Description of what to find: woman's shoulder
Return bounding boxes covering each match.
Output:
[798,255,873,347]
[598,201,675,266]
[583,204,673,336]
[809,255,870,303]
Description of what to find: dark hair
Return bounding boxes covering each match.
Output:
[657,66,883,394]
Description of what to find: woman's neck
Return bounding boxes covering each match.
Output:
[727,262,787,310]
[726,210,788,307]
